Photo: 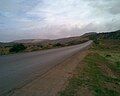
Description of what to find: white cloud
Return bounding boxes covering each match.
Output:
[0,0,120,41]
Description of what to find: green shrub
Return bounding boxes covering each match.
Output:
[53,43,64,47]
[9,44,26,53]
[105,54,111,57]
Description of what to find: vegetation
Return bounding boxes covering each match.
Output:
[89,30,120,40]
[0,47,10,55]
[9,44,26,53]
[59,34,120,96]
[89,30,120,47]
[53,43,65,47]
[59,52,120,96]
[91,39,120,51]
[0,39,88,55]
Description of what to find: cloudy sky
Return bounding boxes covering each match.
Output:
[0,0,120,41]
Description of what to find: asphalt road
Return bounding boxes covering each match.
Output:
[0,41,92,96]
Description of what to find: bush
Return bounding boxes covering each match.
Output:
[93,39,100,45]
[9,44,26,53]
[53,43,63,47]
[105,54,111,57]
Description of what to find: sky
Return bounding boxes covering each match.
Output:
[0,0,120,42]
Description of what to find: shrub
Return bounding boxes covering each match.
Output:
[105,54,111,57]
[53,43,63,47]
[93,39,100,45]
[9,44,26,53]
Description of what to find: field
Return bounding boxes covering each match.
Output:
[59,40,120,96]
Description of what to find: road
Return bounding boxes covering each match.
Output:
[0,41,92,96]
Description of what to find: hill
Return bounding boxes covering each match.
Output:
[13,39,49,43]
[89,30,120,40]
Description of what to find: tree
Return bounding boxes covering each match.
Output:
[9,44,26,53]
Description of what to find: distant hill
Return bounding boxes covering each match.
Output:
[42,36,89,45]
[0,35,89,48]
[12,35,90,45]
[13,39,49,43]
[1,29,120,46]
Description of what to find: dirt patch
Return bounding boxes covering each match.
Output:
[11,50,88,96]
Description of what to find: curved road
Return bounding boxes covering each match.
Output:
[0,41,92,96]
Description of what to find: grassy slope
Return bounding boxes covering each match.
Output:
[59,40,120,96]
[89,30,120,40]
[91,39,120,51]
